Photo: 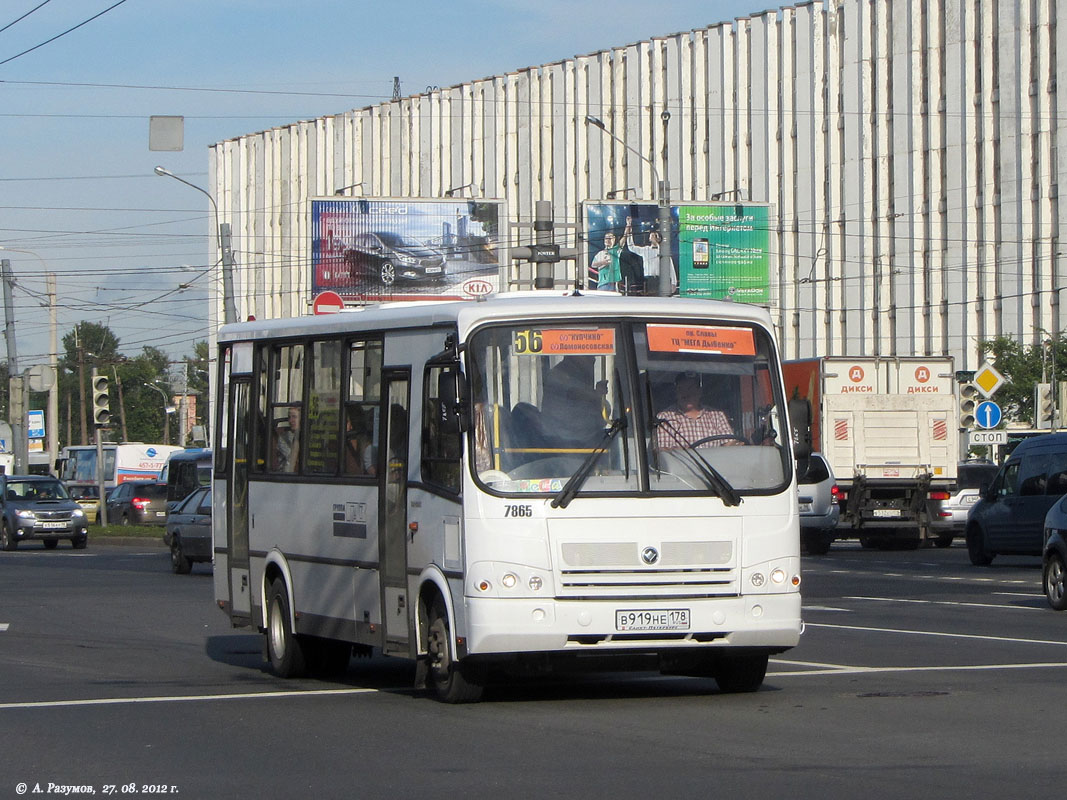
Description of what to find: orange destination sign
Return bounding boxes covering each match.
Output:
[647,324,756,355]
[513,328,616,355]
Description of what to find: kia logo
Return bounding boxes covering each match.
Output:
[641,546,659,565]
[462,278,494,298]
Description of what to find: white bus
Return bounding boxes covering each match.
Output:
[213,293,803,702]
[58,443,182,492]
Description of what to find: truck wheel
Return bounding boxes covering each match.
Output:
[712,653,768,693]
[934,533,954,548]
[266,577,307,678]
[966,526,994,566]
[426,601,484,703]
[1044,553,1067,611]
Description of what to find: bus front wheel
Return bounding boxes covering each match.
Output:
[426,603,484,703]
[712,652,768,693]
[266,577,307,678]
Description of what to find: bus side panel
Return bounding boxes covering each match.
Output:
[246,478,381,642]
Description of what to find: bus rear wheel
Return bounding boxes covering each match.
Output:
[426,603,484,703]
[266,577,307,678]
[712,653,768,693]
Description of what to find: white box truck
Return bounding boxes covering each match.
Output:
[783,357,958,549]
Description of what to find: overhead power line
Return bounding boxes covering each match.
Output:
[0,0,130,67]
[0,0,53,36]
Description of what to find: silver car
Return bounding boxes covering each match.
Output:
[798,453,841,555]
[929,460,999,548]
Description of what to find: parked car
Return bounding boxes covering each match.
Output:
[1042,494,1067,610]
[798,453,841,555]
[0,475,88,550]
[163,486,212,574]
[105,480,169,526]
[67,484,101,524]
[928,460,1000,548]
[342,231,447,286]
[966,432,1067,565]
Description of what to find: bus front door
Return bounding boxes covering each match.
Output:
[227,379,252,624]
[379,373,411,656]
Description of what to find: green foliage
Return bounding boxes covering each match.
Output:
[978,334,1067,425]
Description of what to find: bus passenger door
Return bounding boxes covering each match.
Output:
[379,373,411,655]
[227,379,252,623]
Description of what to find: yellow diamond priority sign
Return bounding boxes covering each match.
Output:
[973,362,1006,399]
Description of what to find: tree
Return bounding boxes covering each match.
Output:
[978,334,1067,425]
[59,322,122,446]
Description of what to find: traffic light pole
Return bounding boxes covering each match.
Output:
[96,426,107,527]
[91,368,111,526]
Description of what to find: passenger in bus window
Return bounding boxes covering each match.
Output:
[344,406,376,476]
[655,371,739,450]
[274,406,301,472]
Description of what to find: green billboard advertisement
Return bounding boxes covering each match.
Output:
[677,205,770,302]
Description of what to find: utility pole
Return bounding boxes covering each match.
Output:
[113,365,128,442]
[2,258,27,473]
[47,274,58,471]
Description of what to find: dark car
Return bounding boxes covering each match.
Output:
[163,486,211,574]
[966,433,1067,565]
[342,231,446,286]
[0,475,88,550]
[105,480,169,526]
[1042,494,1067,610]
[928,460,1001,547]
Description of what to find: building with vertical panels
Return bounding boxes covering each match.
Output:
[210,0,1065,372]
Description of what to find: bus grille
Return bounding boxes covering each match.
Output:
[558,567,737,598]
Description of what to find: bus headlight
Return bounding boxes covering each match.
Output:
[468,562,553,597]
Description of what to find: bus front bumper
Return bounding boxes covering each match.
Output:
[464,592,802,656]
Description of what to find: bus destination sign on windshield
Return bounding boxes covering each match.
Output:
[646,324,756,356]
[513,328,616,355]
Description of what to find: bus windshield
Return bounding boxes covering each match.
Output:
[467,318,790,497]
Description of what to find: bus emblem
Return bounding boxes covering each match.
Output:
[641,546,659,565]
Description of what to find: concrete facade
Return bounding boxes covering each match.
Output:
[210,0,1066,370]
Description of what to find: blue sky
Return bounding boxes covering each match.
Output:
[0,0,776,366]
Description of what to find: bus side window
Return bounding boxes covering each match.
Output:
[422,365,461,493]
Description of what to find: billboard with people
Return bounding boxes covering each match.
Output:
[311,198,504,303]
[584,201,770,302]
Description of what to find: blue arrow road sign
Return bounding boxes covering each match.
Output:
[976,400,1002,429]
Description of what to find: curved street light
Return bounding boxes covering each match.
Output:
[584,115,673,298]
[145,382,176,445]
[153,166,238,324]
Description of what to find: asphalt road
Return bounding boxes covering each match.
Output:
[0,540,1063,799]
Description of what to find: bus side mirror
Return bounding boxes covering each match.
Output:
[437,368,469,433]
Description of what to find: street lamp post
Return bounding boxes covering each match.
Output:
[153,166,238,324]
[145,383,176,445]
[585,115,672,298]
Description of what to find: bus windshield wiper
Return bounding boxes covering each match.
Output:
[551,416,627,509]
[652,419,742,507]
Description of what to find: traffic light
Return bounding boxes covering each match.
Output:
[959,381,978,429]
[1036,382,1055,429]
[91,371,111,427]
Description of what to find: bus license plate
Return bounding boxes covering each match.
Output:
[615,609,690,632]
[872,508,902,518]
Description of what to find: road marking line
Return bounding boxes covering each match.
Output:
[769,661,1067,677]
[0,687,380,711]
[0,624,7,632]
[843,595,1042,612]
[802,605,851,612]
[807,621,1067,647]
